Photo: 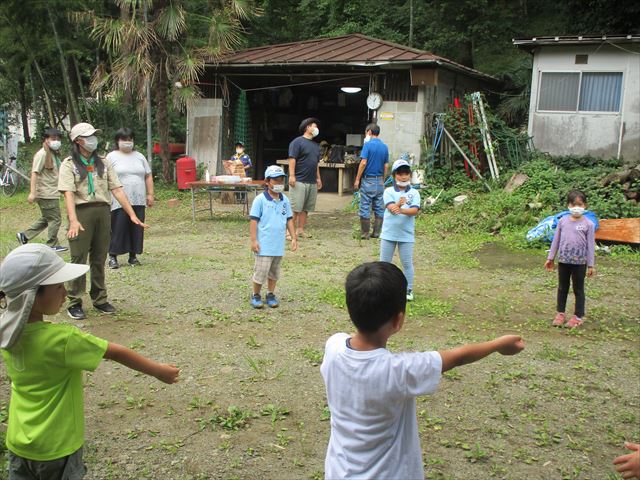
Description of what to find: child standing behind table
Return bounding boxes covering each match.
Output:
[545,189,596,329]
[249,165,297,309]
[224,141,252,176]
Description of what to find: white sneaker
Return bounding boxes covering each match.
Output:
[406,289,414,301]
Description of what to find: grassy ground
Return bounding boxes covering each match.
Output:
[0,187,639,480]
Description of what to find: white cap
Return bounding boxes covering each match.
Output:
[264,165,286,179]
[0,244,89,348]
[69,122,102,141]
[391,159,411,173]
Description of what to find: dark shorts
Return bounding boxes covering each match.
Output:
[8,447,86,480]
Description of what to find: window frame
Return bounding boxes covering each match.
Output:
[536,70,624,114]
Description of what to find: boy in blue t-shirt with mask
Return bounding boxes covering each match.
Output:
[249,166,298,308]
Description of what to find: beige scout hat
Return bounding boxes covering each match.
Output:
[69,122,103,142]
[0,244,89,349]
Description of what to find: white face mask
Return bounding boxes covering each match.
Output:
[396,180,411,187]
[48,140,61,151]
[311,127,319,138]
[364,135,371,143]
[119,141,134,152]
[236,149,243,154]
[81,135,98,153]
[272,184,285,193]
[569,206,585,217]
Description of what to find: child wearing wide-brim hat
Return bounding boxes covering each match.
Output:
[0,244,179,479]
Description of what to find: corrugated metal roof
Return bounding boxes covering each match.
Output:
[208,34,497,81]
[215,34,437,64]
[513,34,639,48]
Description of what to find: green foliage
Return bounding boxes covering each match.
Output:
[420,153,640,242]
[216,405,253,431]
[301,347,324,366]
[318,287,346,309]
[249,0,631,78]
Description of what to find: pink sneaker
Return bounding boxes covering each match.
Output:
[552,312,566,327]
[566,315,583,329]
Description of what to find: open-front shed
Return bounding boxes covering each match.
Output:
[187,34,498,189]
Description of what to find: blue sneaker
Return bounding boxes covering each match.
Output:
[250,293,264,309]
[265,292,279,308]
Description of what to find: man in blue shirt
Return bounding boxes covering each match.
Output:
[353,123,389,239]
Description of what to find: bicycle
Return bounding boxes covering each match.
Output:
[0,155,27,197]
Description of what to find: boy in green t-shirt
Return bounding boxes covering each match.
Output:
[0,244,180,479]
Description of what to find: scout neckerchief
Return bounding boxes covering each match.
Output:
[79,155,96,197]
[53,154,60,169]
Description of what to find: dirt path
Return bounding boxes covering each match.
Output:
[1,192,639,479]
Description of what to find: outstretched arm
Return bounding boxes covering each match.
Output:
[439,335,524,373]
[111,187,149,228]
[613,442,640,479]
[104,343,179,384]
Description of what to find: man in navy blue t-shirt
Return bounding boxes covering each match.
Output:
[353,123,389,239]
[288,118,322,238]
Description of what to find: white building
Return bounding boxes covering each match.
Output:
[514,35,640,162]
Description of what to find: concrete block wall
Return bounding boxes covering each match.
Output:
[376,90,425,164]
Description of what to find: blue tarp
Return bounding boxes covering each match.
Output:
[526,210,600,243]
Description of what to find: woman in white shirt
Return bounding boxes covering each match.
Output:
[107,128,154,268]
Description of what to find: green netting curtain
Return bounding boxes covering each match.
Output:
[233,90,252,162]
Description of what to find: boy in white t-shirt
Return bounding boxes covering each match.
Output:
[320,261,525,480]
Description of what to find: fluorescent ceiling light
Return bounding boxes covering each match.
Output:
[341,87,362,93]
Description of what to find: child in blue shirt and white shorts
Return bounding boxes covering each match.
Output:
[380,159,421,301]
[249,165,298,308]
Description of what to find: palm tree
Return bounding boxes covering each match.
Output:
[497,58,533,128]
[80,0,258,182]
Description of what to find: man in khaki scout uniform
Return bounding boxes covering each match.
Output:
[58,122,148,320]
[16,128,67,252]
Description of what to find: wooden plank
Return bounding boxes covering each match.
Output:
[595,218,640,244]
[192,116,219,175]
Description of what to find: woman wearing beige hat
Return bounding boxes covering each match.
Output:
[58,122,148,320]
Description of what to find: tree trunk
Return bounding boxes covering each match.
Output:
[32,60,57,128]
[408,0,413,48]
[459,38,475,69]
[28,69,42,128]
[47,9,79,125]
[155,59,172,183]
[120,2,133,105]
[72,57,92,122]
[18,73,31,143]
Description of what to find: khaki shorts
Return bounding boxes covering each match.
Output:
[253,256,283,285]
[289,182,317,213]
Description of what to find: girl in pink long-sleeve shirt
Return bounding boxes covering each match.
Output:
[544,190,596,329]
